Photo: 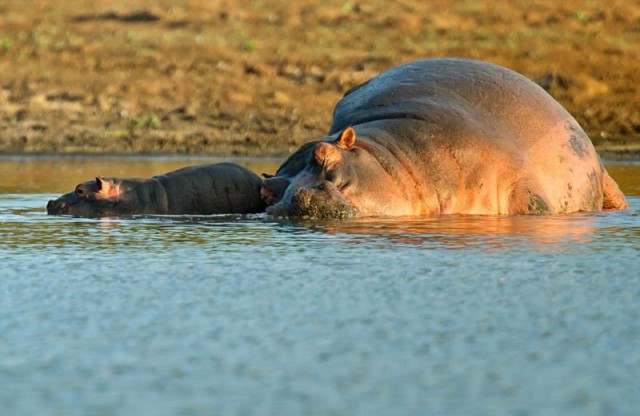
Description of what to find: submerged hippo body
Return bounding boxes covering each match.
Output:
[262,58,627,219]
[47,162,266,217]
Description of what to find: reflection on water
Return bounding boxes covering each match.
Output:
[5,194,635,254]
[0,156,282,194]
[1,158,640,416]
[310,214,602,251]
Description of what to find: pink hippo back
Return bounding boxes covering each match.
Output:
[262,58,627,218]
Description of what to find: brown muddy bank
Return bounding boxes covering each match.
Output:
[1,0,639,157]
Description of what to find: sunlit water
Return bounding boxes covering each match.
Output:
[1,158,639,416]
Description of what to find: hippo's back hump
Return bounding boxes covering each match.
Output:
[156,163,264,214]
[330,58,572,139]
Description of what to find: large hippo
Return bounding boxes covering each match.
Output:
[261,58,627,219]
[47,162,265,217]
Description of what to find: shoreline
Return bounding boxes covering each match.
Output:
[1,150,638,163]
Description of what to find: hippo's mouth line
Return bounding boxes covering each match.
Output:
[47,201,71,214]
[62,201,81,213]
[265,185,357,220]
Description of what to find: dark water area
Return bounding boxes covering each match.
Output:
[1,158,639,416]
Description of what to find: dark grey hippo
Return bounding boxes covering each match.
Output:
[47,162,266,217]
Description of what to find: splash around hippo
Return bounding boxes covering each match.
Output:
[47,162,265,217]
[261,58,627,219]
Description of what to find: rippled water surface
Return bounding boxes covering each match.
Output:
[1,158,639,416]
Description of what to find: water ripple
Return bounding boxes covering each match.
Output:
[1,194,640,416]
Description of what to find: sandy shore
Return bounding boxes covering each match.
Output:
[1,0,638,157]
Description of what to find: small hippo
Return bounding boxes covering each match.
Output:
[47,162,266,217]
[261,58,627,219]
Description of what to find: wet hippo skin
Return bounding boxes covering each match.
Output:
[262,58,627,219]
[47,162,266,217]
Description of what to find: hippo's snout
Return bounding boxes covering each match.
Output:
[268,181,355,220]
[47,199,68,215]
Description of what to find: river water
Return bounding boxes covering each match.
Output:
[1,157,639,416]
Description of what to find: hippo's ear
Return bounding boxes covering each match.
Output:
[314,142,342,168]
[336,127,356,150]
[95,176,121,199]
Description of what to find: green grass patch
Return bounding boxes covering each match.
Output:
[242,39,257,51]
[1,36,12,51]
[130,115,161,129]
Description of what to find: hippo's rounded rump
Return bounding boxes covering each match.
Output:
[263,58,626,218]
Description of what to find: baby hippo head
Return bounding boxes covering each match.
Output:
[47,177,139,217]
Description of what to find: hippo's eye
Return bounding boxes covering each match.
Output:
[75,186,87,198]
[325,170,344,185]
[339,180,351,191]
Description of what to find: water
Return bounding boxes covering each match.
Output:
[1,157,640,416]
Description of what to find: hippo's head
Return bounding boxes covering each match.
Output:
[261,127,403,220]
[46,177,149,217]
